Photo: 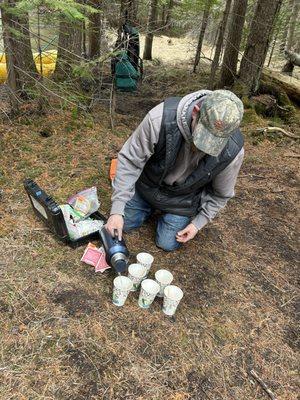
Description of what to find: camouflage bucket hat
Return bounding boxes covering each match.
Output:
[193,90,244,156]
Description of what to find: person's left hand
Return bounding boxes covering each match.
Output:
[176,223,198,243]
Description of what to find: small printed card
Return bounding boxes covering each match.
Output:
[81,243,111,273]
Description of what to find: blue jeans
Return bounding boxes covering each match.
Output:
[123,191,191,252]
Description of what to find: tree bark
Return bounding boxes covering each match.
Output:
[165,0,174,28]
[143,0,158,60]
[120,0,138,26]
[192,2,212,73]
[267,28,279,67]
[285,0,300,50]
[239,0,283,95]
[208,0,232,88]
[54,17,82,81]
[88,0,102,59]
[218,0,248,88]
[279,2,292,52]
[161,4,166,28]
[1,0,38,102]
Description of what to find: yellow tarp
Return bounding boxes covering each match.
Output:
[0,50,57,83]
[33,50,57,65]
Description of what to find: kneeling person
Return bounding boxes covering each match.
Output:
[106,89,244,251]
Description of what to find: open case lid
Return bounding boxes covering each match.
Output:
[24,178,69,240]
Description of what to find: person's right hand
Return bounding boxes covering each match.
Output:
[105,214,124,240]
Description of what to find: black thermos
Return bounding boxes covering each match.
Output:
[99,227,129,274]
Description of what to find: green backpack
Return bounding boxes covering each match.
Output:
[115,52,140,92]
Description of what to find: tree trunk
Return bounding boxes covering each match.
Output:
[143,0,158,60]
[192,2,211,73]
[88,0,102,59]
[218,0,248,88]
[165,0,174,28]
[54,17,82,81]
[120,0,138,26]
[279,3,292,52]
[208,0,232,89]
[1,0,38,103]
[267,28,279,67]
[161,4,166,27]
[239,0,283,95]
[285,0,300,50]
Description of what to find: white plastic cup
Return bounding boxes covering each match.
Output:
[138,279,160,309]
[128,263,147,291]
[112,276,133,307]
[136,252,154,275]
[155,269,174,297]
[162,285,184,316]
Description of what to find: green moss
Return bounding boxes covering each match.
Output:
[242,109,264,125]
[213,325,234,345]
[258,77,297,123]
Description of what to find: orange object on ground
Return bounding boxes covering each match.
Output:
[109,159,118,181]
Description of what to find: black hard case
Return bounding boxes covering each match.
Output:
[24,179,106,248]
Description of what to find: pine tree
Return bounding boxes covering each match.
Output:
[285,0,300,51]
[54,16,82,81]
[193,0,212,73]
[88,0,102,59]
[165,0,174,27]
[218,0,248,88]
[120,0,138,26]
[143,0,158,60]
[239,0,283,94]
[1,0,38,105]
[208,0,232,88]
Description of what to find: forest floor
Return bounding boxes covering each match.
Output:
[0,40,299,400]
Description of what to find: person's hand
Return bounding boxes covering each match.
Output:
[105,214,124,240]
[176,223,198,243]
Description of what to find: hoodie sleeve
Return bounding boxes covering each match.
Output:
[191,147,244,230]
[110,104,163,216]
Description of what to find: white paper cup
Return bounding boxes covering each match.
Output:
[136,252,154,275]
[162,285,184,316]
[112,276,133,307]
[155,269,174,297]
[128,263,147,291]
[138,279,160,309]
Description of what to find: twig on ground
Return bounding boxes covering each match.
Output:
[239,174,266,180]
[256,126,300,139]
[250,369,277,400]
[283,153,300,158]
[253,263,286,293]
[280,294,297,308]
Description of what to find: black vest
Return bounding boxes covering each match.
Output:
[136,97,244,216]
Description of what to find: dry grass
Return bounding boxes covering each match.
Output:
[0,61,299,400]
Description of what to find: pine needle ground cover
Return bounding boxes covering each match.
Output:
[0,63,299,399]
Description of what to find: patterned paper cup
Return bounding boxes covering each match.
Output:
[136,252,154,275]
[155,269,174,297]
[162,285,184,316]
[128,263,147,291]
[112,276,133,307]
[138,279,160,309]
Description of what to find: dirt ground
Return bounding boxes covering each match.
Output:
[0,60,299,400]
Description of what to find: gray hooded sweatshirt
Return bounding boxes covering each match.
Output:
[111,90,244,230]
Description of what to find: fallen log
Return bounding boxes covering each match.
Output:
[281,50,300,76]
[261,68,300,106]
